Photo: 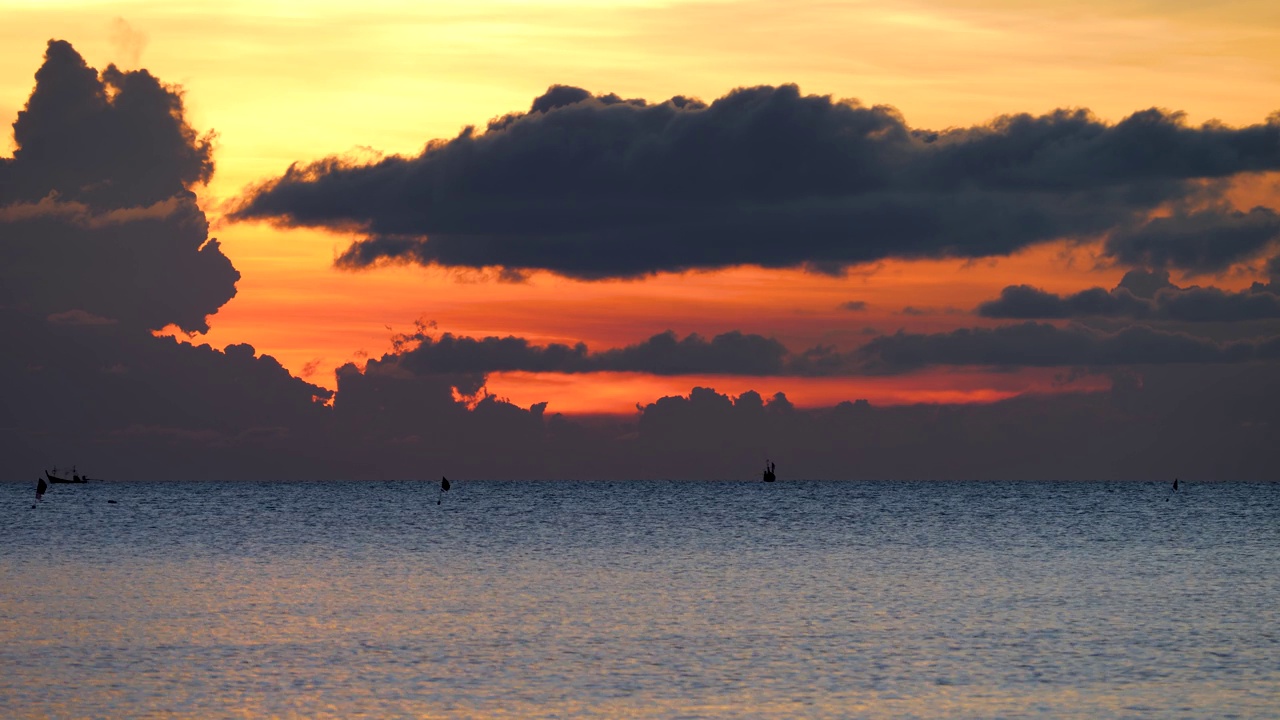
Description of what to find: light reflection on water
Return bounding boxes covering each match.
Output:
[2,480,1278,718]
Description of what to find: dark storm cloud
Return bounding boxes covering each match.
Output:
[1111,284,1280,322]
[620,366,1280,481]
[593,331,788,375]
[858,322,1277,372]
[0,41,324,480]
[978,285,1149,319]
[0,41,235,332]
[0,40,213,209]
[1103,206,1280,274]
[387,329,790,376]
[0,306,336,480]
[233,85,1280,278]
[5,41,1278,482]
[370,320,1280,381]
[1114,268,1177,299]
[396,332,590,374]
[1266,254,1280,279]
[187,336,1280,481]
[978,272,1280,323]
[0,201,238,333]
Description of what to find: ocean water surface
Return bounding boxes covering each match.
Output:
[2,479,1277,718]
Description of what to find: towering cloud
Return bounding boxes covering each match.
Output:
[0,40,235,333]
[2,40,212,208]
[0,41,325,478]
[234,85,1280,279]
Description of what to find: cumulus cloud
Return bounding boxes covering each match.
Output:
[4,41,1278,481]
[353,320,1280,381]
[233,84,1280,279]
[1115,268,1177,299]
[0,41,235,332]
[593,331,788,375]
[1104,206,1280,275]
[0,40,213,209]
[978,269,1280,322]
[858,321,1278,372]
[375,329,791,377]
[617,367,1280,481]
[0,308,335,480]
[0,41,323,480]
[1,203,238,332]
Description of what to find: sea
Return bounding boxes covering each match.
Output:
[2,479,1277,719]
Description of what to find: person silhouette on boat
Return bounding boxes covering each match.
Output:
[762,460,776,482]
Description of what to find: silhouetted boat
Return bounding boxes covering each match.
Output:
[46,466,90,484]
[762,460,776,483]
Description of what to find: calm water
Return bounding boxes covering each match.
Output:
[2,480,1277,719]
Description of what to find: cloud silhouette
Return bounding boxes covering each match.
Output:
[0,41,235,332]
[1,40,213,209]
[389,329,790,376]
[978,271,1280,323]
[0,41,326,479]
[233,85,1280,279]
[857,321,1280,372]
[0,308,335,480]
[616,366,1280,481]
[360,321,1280,380]
[5,41,1279,482]
[1104,206,1280,275]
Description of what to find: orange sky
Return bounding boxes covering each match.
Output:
[4,1,1279,413]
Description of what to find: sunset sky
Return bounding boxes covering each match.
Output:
[2,1,1278,480]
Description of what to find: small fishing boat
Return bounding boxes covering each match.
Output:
[46,466,90,484]
[762,460,776,482]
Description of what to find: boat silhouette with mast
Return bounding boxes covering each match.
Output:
[45,465,91,484]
